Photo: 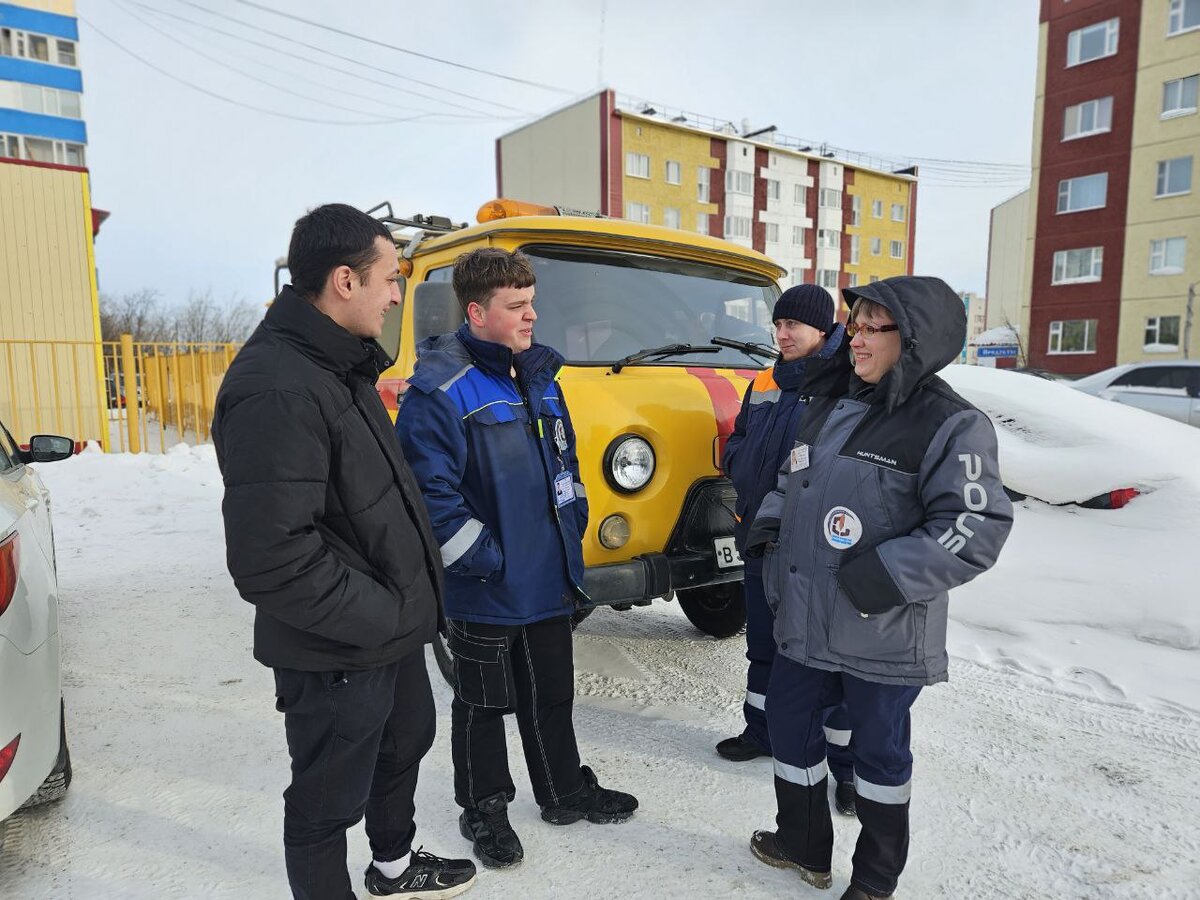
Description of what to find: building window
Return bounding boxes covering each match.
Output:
[1063,96,1114,139]
[793,183,805,205]
[1168,0,1200,35]
[663,207,681,229]
[817,269,839,289]
[792,225,804,246]
[1066,18,1119,67]
[850,234,860,265]
[817,229,841,249]
[791,268,805,285]
[890,240,905,259]
[1163,75,1199,118]
[850,195,861,226]
[0,132,84,165]
[56,39,76,67]
[767,179,781,201]
[697,167,710,202]
[725,170,753,195]
[765,222,779,243]
[625,152,650,179]
[696,213,709,236]
[1150,236,1187,274]
[871,199,883,218]
[847,273,859,288]
[625,201,650,223]
[870,237,882,256]
[869,275,881,283]
[1056,172,1108,213]
[664,160,681,185]
[724,215,751,238]
[819,188,842,209]
[1048,319,1098,354]
[1145,315,1181,349]
[890,203,906,222]
[1052,246,1104,284]
[1156,156,1193,197]
[0,133,18,158]
[0,29,73,65]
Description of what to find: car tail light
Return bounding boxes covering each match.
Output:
[0,532,18,618]
[0,735,19,785]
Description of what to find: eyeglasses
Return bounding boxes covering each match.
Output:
[846,322,899,338]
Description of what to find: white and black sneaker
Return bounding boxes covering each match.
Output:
[364,847,477,898]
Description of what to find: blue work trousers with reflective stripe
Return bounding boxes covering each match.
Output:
[766,654,921,897]
[742,570,854,783]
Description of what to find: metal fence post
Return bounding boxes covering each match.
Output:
[120,333,141,454]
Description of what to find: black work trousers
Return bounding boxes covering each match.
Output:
[273,649,436,900]
[447,615,583,809]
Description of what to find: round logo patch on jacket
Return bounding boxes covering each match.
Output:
[823,506,862,550]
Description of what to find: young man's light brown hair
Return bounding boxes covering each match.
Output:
[451,248,536,315]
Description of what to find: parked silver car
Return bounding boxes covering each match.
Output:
[0,421,74,835]
[1070,361,1200,427]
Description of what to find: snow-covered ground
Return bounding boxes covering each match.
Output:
[2,370,1199,898]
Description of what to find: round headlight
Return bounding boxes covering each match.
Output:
[598,515,631,549]
[605,434,655,493]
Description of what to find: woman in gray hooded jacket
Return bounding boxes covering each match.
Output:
[744,275,1013,900]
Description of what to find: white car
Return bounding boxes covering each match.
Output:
[0,421,74,832]
[1069,361,1200,427]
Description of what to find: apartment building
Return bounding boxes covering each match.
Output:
[993,0,1199,374]
[497,90,917,293]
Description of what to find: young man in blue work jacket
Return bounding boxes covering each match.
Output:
[719,284,857,815]
[396,248,638,871]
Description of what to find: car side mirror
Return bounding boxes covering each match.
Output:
[27,434,75,463]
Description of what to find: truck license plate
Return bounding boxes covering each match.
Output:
[714,536,743,569]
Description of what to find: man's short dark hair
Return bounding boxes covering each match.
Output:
[452,248,536,314]
[287,203,393,300]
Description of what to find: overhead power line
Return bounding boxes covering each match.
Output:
[165,0,533,115]
[129,1,505,121]
[233,0,575,96]
[79,15,441,125]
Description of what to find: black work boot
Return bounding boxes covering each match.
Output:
[458,792,523,869]
[749,830,833,890]
[716,734,770,761]
[835,780,857,817]
[540,765,638,825]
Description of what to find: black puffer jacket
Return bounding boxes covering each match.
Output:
[213,287,441,671]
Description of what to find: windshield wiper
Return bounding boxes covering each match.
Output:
[610,343,721,373]
[711,336,780,361]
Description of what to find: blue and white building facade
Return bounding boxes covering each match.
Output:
[0,1,85,167]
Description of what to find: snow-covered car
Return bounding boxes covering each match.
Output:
[1067,361,1200,427]
[0,421,75,833]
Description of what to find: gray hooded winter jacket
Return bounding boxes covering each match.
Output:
[746,276,1013,686]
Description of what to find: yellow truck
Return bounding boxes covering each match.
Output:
[294,199,785,677]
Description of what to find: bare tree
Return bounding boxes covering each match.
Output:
[99,289,262,344]
[174,290,261,343]
[98,289,173,342]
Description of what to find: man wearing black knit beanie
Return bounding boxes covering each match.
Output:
[718,283,858,817]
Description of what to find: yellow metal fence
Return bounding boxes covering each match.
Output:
[0,336,240,453]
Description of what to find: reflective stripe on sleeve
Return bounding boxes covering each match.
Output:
[823,727,851,747]
[440,518,484,566]
[574,482,586,499]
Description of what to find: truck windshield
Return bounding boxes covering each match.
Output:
[522,245,779,367]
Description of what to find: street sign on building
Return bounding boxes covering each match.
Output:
[977,345,1019,359]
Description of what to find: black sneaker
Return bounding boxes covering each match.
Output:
[458,792,524,869]
[716,734,770,761]
[839,886,892,900]
[834,780,857,817]
[364,847,477,898]
[749,830,832,890]
[540,765,638,825]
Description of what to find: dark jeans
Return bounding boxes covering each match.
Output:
[447,615,583,808]
[273,650,436,900]
[744,568,855,783]
[766,654,921,897]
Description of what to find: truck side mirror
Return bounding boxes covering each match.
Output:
[413,282,466,344]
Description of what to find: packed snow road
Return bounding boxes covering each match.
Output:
[1,446,1197,899]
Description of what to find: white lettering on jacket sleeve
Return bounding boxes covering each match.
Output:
[937,453,988,556]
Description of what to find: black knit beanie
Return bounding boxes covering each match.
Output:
[772,284,835,334]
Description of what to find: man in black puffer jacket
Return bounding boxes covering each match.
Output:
[213,204,476,900]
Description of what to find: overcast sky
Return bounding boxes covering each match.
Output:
[78,0,1039,309]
